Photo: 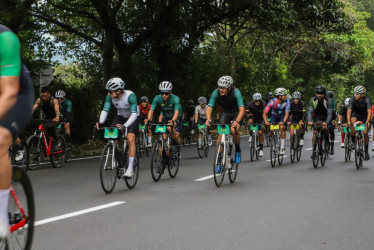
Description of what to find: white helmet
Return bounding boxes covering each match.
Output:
[198,96,207,104]
[217,76,233,88]
[354,86,366,94]
[292,91,301,99]
[106,77,125,91]
[159,81,173,92]
[344,98,350,107]
[253,93,262,101]
[55,90,66,98]
[275,88,287,96]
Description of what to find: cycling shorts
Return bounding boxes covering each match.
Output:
[111,115,138,134]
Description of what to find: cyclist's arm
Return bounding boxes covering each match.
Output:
[158,113,163,123]
[33,97,41,112]
[194,106,199,124]
[347,108,352,123]
[123,93,138,128]
[99,95,112,123]
[233,89,245,122]
[207,89,218,109]
[263,100,272,123]
[206,107,212,123]
[171,96,180,122]
[53,98,60,121]
[326,98,333,124]
[64,99,73,122]
[365,97,372,123]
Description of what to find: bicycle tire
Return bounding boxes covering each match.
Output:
[50,135,66,168]
[228,144,238,183]
[168,142,180,178]
[26,135,43,170]
[1,167,35,250]
[290,134,296,163]
[312,137,319,168]
[151,140,164,182]
[197,131,205,158]
[270,137,276,168]
[204,134,209,157]
[250,137,254,161]
[213,143,225,187]
[99,143,118,194]
[125,151,140,189]
[355,136,363,169]
[255,133,259,160]
[65,141,72,162]
[296,146,302,162]
[320,139,327,167]
[139,131,146,158]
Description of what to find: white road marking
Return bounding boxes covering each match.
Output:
[194,175,214,181]
[35,201,125,227]
[266,155,288,162]
[305,148,313,151]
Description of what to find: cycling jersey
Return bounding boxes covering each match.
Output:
[208,87,244,113]
[41,97,57,120]
[339,105,348,123]
[0,25,34,139]
[195,104,207,119]
[60,98,72,122]
[151,94,181,120]
[246,100,266,122]
[307,96,333,123]
[100,90,138,128]
[138,104,151,119]
[348,96,371,114]
[289,101,306,123]
[265,98,290,116]
[183,105,195,120]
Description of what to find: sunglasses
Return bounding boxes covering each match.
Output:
[254,100,261,103]
[40,94,49,97]
[160,92,170,96]
[316,92,324,95]
[141,101,148,103]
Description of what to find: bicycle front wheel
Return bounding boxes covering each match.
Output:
[270,138,276,168]
[250,137,255,162]
[50,135,66,168]
[344,134,350,162]
[125,151,140,189]
[151,140,163,182]
[228,145,238,183]
[354,137,363,169]
[168,143,180,178]
[197,131,205,158]
[26,135,43,170]
[1,167,35,250]
[320,140,327,167]
[138,131,146,158]
[213,143,225,187]
[312,138,319,168]
[99,143,118,194]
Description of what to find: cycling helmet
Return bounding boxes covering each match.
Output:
[275,88,287,96]
[344,97,350,107]
[198,97,207,104]
[140,96,149,102]
[327,91,333,98]
[253,93,262,101]
[187,99,194,105]
[55,90,66,98]
[267,92,273,98]
[315,85,326,94]
[106,77,125,91]
[159,81,173,92]
[292,91,301,99]
[217,76,233,88]
[354,85,366,94]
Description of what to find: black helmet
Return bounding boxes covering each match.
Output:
[315,85,326,94]
[326,91,333,98]
[267,92,273,98]
[187,99,194,105]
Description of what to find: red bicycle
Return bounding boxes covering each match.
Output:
[27,120,66,169]
[0,167,35,250]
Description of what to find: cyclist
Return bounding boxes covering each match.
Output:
[327,91,337,155]
[0,24,34,239]
[265,92,273,104]
[146,81,181,145]
[33,87,61,152]
[263,88,290,155]
[338,98,350,148]
[205,75,245,172]
[347,86,371,161]
[246,93,266,157]
[138,96,152,147]
[195,96,212,146]
[307,85,333,159]
[55,90,73,145]
[96,78,138,177]
[288,91,306,147]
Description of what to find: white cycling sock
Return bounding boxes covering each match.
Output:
[281,139,285,149]
[0,188,10,226]
[148,136,152,143]
[128,157,134,171]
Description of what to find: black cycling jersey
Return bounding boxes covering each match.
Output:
[246,100,266,122]
[308,96,333,123]
[183,106,195,120]
[289,101,306,122]
[339,105,348,121]
[208,86,244,114]
[42,97,57,120]
[348,96,371,114]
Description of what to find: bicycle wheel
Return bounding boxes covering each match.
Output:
[312,137,319,168]
[203,134,209,157]
[290,135,296,163]
[213,143,226,187]
[250,136,255,161]
[26,135,43,170]
[354,137,363,169]
[168,142,180,178]
[320,139,327,167]
[255,134,259,160]
[65,140,72,162]
[270,137,276,168]
[151,140,163,182]
[50,135,66,168]
[296,145,302,162]
[138,131,145,158]
[277,136,283,165]
[197,131,205,158]
[99,143,118,194]
[265,131,270,147]
[11,140,29,172]
[228,145,238,183]
[1,167,35,250]
[125,151,140,189]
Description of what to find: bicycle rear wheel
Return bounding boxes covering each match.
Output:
[1,167,35,250]
[151,140,163,182]
[213,143,225,187]
[26,135,43,170]
[125,151,140,189]
[228,145,238,183]
[354,137,363,169]
[50,135,66,168]
[168,142,180,178]
[11,140,29,172]
[99,143,118,194]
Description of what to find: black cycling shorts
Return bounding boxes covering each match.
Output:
[111,115,138,134]
[219,112,241,125]
[351,112,368,123]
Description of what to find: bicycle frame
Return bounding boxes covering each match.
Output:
[34,124,63,156]
[9,186,27,232]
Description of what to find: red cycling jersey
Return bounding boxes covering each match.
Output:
[139,104,151,119]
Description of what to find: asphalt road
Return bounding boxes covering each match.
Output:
[28,131,374,250]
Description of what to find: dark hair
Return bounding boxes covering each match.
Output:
[41,87,51,93]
